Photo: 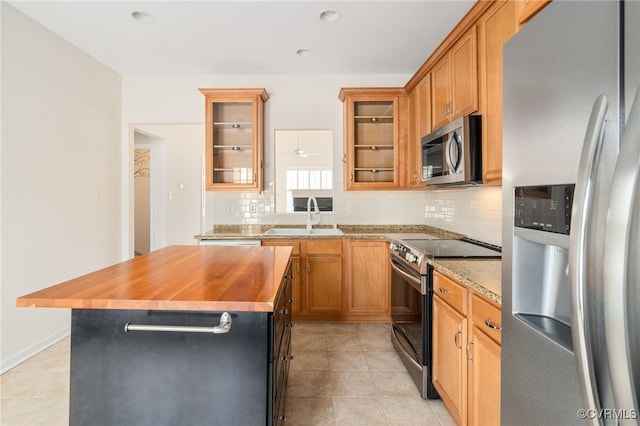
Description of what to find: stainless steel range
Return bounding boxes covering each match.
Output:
[389,237,501,399]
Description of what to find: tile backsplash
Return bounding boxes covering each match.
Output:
[423,186,502,246]
[205,185,503,247]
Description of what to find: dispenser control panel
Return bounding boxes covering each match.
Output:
[514,184,574,234]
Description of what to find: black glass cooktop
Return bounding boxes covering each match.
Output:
[402,238,501,259]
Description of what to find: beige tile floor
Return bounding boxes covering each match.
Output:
[286,322,454,426]
[0,322,454,426]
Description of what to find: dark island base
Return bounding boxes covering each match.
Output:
[69,309,272,426]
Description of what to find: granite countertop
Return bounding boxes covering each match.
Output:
[196,224,502,305]
[431,259,502,305]
[197,224,465,240]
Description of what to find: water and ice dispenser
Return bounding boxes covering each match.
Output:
[513,184,575,351]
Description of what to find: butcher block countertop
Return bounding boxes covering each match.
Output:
[17,245,293,312]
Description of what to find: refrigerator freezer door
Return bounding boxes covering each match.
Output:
[604,87,640,425]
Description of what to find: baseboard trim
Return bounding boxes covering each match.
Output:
[1,327,70,374]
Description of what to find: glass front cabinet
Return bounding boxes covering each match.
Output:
[199,88,269,191]
[339,88,404,190]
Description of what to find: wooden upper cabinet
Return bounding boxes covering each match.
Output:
[417,75,432,138]
[478,0,520,185]
[431,26,479,130]
[339,88,406,190]
[405,76,431,188]
[199,88,268,191]
[519,0,551,25]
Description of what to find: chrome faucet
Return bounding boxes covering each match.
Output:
[306,197,320,231]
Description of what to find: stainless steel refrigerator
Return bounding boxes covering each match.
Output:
[502,1,640,425]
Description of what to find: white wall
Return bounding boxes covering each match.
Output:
[134,124,204,246]
[1,3,122,371]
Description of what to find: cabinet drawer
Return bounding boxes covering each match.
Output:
[305,240,342,255]
[471,293,501,344]
[262,240,301,256]
[433,271,467,314]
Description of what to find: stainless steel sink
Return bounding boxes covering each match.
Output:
[263,228,344,236]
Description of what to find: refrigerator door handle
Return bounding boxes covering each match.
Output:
[569,94,609,424]
[604,86,640,424]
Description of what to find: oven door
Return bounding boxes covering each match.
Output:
[390,256,426,366]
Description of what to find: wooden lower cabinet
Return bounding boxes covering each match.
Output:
[306,255,343,313]
[345,240,389,318]
[262,238,389,322]
[467,293,501,426]
[432,275,468,426]
[432,270,502,426]
[467,324,501,426]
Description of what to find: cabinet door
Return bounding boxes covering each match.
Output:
[431,56,451,130]
[346,241,388,313]
[199,88,268,191]
[406,76,431,188]
[467,326,501,426]
[451,26,478,119]
[289,256,303,314]
[262,240,303,314]
[479,0,519,185]
[339,88,410,191]
[418,75,432,138]
[432,295,467,426]
[306,256,343,313]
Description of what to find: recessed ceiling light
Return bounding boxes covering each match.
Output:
[319,10,341,23]
[296,49,313,57]
[132,11,156,24]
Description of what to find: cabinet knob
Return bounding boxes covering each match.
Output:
[439,287,452,294]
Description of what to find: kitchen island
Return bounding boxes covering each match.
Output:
[17,245,294,426]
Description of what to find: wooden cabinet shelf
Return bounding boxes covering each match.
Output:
[339,88,406,190]
[199,88,268,191]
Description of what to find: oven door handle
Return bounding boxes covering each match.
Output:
[390,258,424,295]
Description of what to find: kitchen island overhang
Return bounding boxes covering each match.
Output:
[17,245,294,426]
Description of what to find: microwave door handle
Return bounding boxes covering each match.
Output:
[446,132,463,172]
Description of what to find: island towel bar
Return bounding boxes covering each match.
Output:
[124,312,232,334]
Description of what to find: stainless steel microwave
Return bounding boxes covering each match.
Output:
[421,115,482,186]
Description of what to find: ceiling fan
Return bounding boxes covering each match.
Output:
[291,148,320,158]
[281,133,320,158]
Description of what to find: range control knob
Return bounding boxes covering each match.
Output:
[406,253,418,263]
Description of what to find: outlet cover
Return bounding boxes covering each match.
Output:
[347,202,358,213]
